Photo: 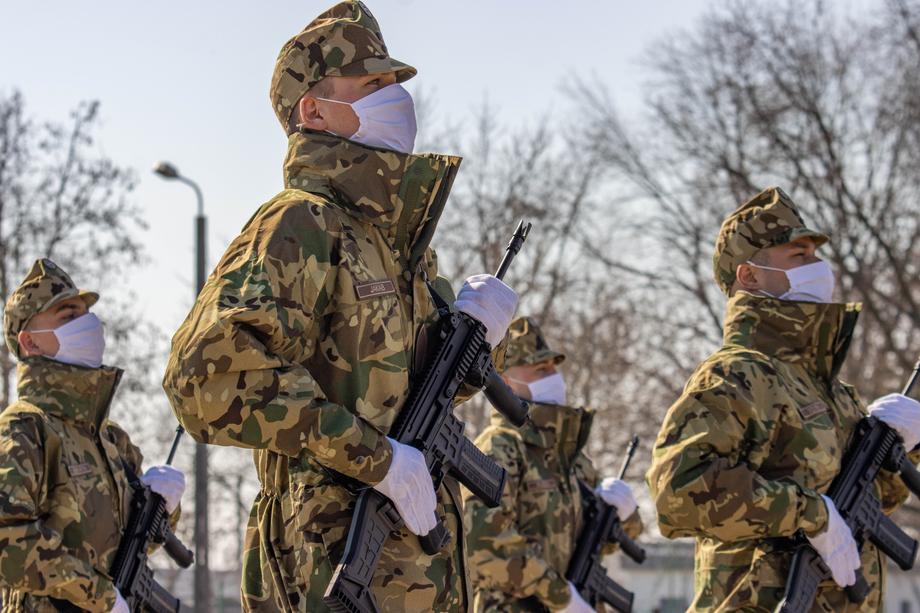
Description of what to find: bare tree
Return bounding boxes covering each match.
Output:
[0,91,158,409]
[429,102,654,471]
[576,0,920,527]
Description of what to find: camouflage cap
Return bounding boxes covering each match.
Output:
[501,316,566,372]
[3,259,99,357]
[713,187,829,295]
[270,1,417,133]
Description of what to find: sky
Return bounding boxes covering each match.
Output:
[1,0,721,340]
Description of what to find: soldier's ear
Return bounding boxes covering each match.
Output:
[735,263,762,292]
[17,330,40,357]
[296,96,328,132]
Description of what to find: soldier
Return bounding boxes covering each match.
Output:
[0,259,186,613]
[647,187,920,611]
[160,2,518,611]
[464,316,643,612]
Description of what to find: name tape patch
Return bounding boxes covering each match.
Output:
[355,280,396,300]
[67,462,93,477]
[797,400,829,420]
[525,478,558,493]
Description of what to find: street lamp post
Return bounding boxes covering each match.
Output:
[153,161,211,613]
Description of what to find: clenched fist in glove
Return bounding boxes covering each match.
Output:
[596,477,638,521]
[454,274,518,347]
[868,393,920,450]
[141,465,186,513]
[807,495,860,588]
[373,437,438,536]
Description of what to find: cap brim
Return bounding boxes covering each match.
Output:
[528,350,566,366]
[788,227,829,247]
[42,289,99,313]
[344,56,417,82]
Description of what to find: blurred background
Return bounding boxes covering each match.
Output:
[2,0,919,610]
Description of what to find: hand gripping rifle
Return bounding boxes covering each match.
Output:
[775,359,920,613]
[323,221,533,613]
[52,426,193,613]
[565,435,646,613]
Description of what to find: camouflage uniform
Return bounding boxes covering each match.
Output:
[162,3,489,610]
[647,188,920,612]
[0,260,160,612]
[464,317,642,612]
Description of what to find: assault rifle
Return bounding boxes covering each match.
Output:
[566,435,646,613]
[52,426,193,613]
[323,221,533,613]
[775,359,920,613]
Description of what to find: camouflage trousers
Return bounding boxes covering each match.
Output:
[240,453,469,612]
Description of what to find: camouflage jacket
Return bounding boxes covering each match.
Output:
[163,132,491,611]
[0,359,146,612]
[647,291,919,612]
[465,402,643,612]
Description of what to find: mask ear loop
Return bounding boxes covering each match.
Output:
[741,261,785,299]
[297,96,362,139]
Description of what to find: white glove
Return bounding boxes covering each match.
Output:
[140,465,186,514]
[453,274,518,347]
[112,588,130,613]
[868,393,920,449]
[596,477,638,521]
[558,581,594,612]
[806,495,860,588]
[373,437,438,536]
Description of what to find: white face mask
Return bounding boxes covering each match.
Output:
[746,260,836,303]
[510,372,567,405]
[30,312,106,368]
[316,83,418,154]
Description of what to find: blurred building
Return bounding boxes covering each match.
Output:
[607,541,920,613]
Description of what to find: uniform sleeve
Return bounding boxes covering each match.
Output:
[0,416,117,611]
[162,204,392,484]
[574,453,643,556]
[647,369,828,542]
[463,429,571,610]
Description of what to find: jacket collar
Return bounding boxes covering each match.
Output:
[722,291,861,381]
[283,131,461,268]
[495,401,593,468]
[16,357,123,426]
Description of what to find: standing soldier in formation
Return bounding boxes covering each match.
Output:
[0,259,186,613]
[464,316,642,612]
[647,187,920,612]
[161,1,517,611]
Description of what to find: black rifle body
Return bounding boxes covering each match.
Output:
[566,436,645,613]
[323,222,531,613]
[776,422,920,612]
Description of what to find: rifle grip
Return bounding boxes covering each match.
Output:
[846,572,870,604]
[898,454,920,498]
[164,531,194,568]
[618,534,646,565]
[484,370,528,426]
[419,520,451,555]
